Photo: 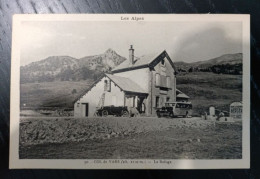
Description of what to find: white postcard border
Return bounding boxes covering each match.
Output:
[10,14,250,169]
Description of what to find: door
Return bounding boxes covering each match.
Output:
[137,97,145,113]
[85,103,89,117]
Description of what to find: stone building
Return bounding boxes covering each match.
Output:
[74,45,180,117]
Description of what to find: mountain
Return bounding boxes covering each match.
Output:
[174,53,242,74]
[20,49,126,83]
[79,48,126,71]
[21,52,242,83]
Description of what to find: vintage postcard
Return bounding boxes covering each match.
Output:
[10,14,250,169]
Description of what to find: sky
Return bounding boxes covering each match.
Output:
[20,20,242,66]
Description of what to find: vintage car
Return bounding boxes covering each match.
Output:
[156,102,192,118]
[95,106,129,117]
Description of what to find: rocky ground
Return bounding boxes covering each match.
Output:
[20,117,213,145]
[19,117,242,159]
[20,109,73,117]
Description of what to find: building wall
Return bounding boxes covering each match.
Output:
[113,68,150,92]
[75,53,177,117]
[230,102,243,119]
[148,57,176,116]
[74,76,125,117]
[113,57,176,116]
[113,68,150,115]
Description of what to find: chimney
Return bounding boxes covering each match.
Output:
[129,45,134,65]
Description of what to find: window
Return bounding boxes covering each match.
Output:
[175,103,192,109]
[104,79,111,92]
[161,59,165,66]
[155,96,160,108]
[166,76,171,88]
[107,80,111,92]
[104,80,108,91]
[155,73,160,86]
[166,97,170,102]
[160,59,166,75]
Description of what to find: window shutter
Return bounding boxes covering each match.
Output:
[155,73,160,86]
[161,75,166,87]
[166,76,171,88]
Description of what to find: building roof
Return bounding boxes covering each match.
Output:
[230,101,242,106]
[74,74,147,103]
[106,74,147,94]
[112,52,161,71]
[176,93,190,99]
[112,50,177,73]
[176,89,190,99]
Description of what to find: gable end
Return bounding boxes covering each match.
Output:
[73,74,105,103]
[149,51,177,72]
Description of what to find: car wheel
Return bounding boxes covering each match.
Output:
[102,110,108,117]
[122,110,129,117]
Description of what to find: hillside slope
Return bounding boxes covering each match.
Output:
[175,53,242,72]
[20,72,242,112]
[20,80,94,108]
[176,72,242,115]
[20,49,126,83]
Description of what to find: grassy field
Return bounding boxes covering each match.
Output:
[20,72,242,115]
[176,72,242,115]
[20,80,93,108]
[19,117,242,159]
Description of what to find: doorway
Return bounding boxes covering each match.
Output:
[83,103,89,117]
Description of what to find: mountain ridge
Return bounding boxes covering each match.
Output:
[20,51,242,83]
[174,53,242,72]
[21,49,127,83]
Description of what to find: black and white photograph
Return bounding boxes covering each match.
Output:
[9,14,250,169]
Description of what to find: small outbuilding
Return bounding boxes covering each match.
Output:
[230,101,243,119]
[176,89,190,102]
